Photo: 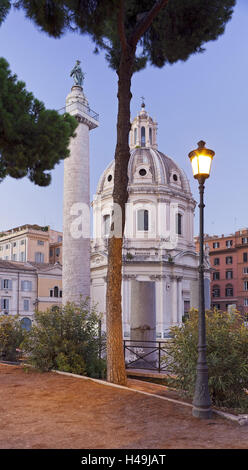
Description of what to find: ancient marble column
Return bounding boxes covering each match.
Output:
[62,85,99,305]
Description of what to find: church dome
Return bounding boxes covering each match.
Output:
[96,102,191,197]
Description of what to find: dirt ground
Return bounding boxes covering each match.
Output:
[0,364,248,449]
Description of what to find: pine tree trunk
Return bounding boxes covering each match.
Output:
[106,50,134,385]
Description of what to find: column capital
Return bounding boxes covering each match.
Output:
[123,274,137,280]
[169,275,182,282]
[149,274,167,281]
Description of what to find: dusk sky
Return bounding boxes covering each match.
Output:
[0,1,247,237]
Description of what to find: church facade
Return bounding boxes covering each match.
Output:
[91,103,210,340]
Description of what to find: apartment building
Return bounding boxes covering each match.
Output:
[0,225,62,264]
[195,228,248,318]
[0,260,62,329]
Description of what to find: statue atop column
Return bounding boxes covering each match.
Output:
[70,60,84,87]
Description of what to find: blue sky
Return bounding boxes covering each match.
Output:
[0,1,247,236]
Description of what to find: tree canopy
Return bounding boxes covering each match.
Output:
[0,57,77,185]
[13,0,235,72]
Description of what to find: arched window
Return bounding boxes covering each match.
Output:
[225,284,233,297]
[21,317,32,331]
[103,214,110,237]
[141,127,146,146]
[212,285,220,298]
[176,213,182,235]
[54,286,59,298]
[137,209,149,231]
[149,127,152,145]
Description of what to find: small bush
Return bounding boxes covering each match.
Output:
[21,300,106,378]
[162,309,248,412]
[0,315,24,361]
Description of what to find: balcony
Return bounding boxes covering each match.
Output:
[57,101,99,123]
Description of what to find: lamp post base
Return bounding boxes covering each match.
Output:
[192,406,212,419]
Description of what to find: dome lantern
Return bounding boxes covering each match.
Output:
[130,102,158,150]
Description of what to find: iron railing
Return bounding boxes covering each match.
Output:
[97,320,173,374]
[57,101,99,122]
[123,339,170,373]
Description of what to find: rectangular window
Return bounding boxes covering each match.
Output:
[226,240,233,248]
[214,258,220,266]
[2,279,12,290]
[20,252,25,262]
[20,240,25,245]
[226,287,233,297]
[244,298,248,306]
[37,240,44,245]
[243,253,248,263]
[35,252,44,263]
[23,299,29,312]
[244,267,248,274]
[226,256,232,264]
[213,272,220,280]
[212,303,220,310]
[226,270,233,279]
[55,248,60,257]
[1,298,9,311]
[244,281,248,291]
[21,280,32,292]
[242,237,248,244]
[12,254,17,261]
[58,235,62,242]
[213,242,219,248]
[5,244,9,249]
[176,213,182,235]
[212,287,220,298]
[137,210,149,231]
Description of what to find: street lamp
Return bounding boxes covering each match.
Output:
[188,140,215,419]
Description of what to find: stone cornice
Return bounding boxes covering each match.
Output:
[75,114,98,130]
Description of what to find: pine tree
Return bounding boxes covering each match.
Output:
[0,57,77,185]
[9,0,236,384]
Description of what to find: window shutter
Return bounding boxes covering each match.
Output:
[9,280,12,290]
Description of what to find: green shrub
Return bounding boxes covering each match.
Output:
[0,315,25,361]
[162,309,248,412]
[21,300,106,378]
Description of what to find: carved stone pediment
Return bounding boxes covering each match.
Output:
[91,253,107,266]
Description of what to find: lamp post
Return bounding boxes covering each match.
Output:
[188,140,215,419]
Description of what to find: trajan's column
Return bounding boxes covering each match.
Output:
[62,60,99,304]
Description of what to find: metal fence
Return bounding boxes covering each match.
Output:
[57,101,99,121]
[123,339,170,373]
[97,320,172,373]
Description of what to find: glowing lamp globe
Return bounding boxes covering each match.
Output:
[188,141,215,180]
